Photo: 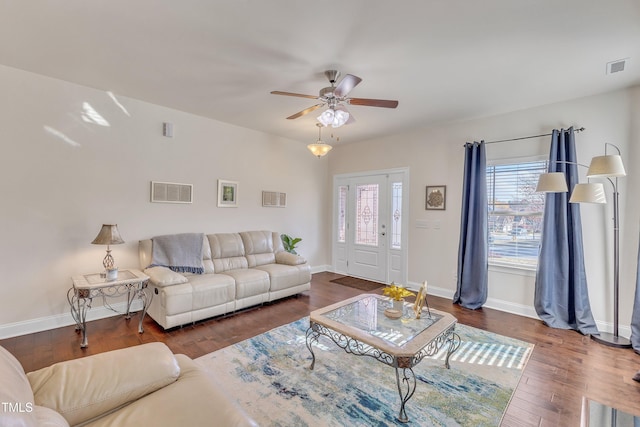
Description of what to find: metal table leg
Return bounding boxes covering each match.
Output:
[395,367,417,423]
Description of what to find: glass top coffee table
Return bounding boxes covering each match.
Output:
[306,293,460,423]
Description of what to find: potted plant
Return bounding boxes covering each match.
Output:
[383,282,415,311]
[281,234,302,255]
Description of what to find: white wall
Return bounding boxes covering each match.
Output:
[329,87,640,336]
[2,60,638,340]
[0,64,331,338]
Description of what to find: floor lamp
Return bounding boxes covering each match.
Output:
[536,143,630,348]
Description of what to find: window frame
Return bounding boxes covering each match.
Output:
[486,156,548,272]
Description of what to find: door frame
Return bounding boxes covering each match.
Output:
[332,167,409,284]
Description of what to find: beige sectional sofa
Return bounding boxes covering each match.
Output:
[0,342,257,427]
[139,230,311,329]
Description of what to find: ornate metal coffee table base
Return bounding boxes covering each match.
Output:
[306,321,461,423]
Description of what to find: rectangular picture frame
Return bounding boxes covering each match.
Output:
[425,185,446,210]
[217,179,238,208]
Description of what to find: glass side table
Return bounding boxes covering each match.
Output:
[68,269,151,348]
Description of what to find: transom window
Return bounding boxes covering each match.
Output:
[486,160,547,269]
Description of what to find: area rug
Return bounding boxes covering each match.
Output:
[329,275,384,291]
[196,317,533,426]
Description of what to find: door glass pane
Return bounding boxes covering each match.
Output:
[355,184,378,246]
[338,185,347,243]
[391,182,402,249]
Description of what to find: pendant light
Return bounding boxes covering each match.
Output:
[307,123,332,157]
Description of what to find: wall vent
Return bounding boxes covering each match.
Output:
[151,181,193,204]
[262,191,286,207]
[607,58,628,74]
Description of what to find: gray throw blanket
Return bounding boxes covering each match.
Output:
[149,233,205,274]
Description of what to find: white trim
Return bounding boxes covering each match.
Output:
[414,282,539,318]
[489,263,537,277]
[0,300,143,340]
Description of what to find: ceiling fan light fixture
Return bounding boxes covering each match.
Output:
[317,109,334,127]
[332,109,349,128]
[317,107,349,128]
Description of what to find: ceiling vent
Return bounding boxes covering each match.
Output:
[606,58,629,75]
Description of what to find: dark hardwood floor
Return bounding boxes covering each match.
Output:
[2,271,640,426]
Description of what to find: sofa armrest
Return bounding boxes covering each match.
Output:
[144,266,189,287]
[27,343,180,426]
[275,251,307,266]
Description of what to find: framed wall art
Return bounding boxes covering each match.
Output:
[217,179,238,207]
[425,185,446,210]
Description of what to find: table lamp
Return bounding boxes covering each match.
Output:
[91,224,124,279]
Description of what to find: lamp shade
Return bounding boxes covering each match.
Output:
[587,154,626,177]
[536,172,569,193]
[307,141,332,157]
[569,183,606,204]
[91,224,125,245]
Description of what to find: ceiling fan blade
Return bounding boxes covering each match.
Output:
[271,91,318,100]
[286,103,324,120]
[334,74,362,98]
[348,97,399,108]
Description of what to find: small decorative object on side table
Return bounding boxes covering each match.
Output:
[68,269,151,348]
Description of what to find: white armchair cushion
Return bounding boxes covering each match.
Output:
[0,346,35,427]
[144,266,188,287]
[27,343,180,426]
[33,406,69,427]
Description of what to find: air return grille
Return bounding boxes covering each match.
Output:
[606,58,628,74]
[262,191,286,207]
[151,181,193,204]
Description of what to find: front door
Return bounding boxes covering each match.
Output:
[334,169,408,284]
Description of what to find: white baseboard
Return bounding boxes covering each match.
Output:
[406,280,632,338]
[3,270,632,342]
[311,264,332,274]
[0,301,143,340]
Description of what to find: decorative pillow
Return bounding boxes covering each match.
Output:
[275,251,306,266]
[144,266,188,287]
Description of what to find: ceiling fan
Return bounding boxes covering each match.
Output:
[270,70,399,127]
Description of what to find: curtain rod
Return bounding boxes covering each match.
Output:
[482,126,585,145]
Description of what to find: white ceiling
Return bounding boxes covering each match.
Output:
[1,1,639,144]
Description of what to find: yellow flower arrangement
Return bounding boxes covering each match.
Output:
[382,282,415,301]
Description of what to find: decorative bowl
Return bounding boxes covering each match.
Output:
[384,308,402,319]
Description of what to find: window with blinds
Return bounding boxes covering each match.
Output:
[486,160,547,269]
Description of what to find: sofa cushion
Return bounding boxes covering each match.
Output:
[33,406,69,427]
[208,233,248,272]
[82,355,257,427]
[144,266,189,287]
[0,345,35,427]
[223,269,270,299]
[254,263,311,292]
[188,274,236,310]
[27,343,180,426]
[240,231,276,267]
